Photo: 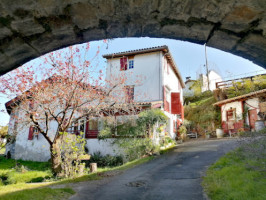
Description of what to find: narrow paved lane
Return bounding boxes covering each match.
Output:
[70,139,238,200]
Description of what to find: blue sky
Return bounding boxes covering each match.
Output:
[0,37,265,126]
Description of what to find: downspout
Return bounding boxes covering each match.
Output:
[159,51,162,101]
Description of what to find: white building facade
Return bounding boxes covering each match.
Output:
[5,46,185,161]
[103,46,185,138]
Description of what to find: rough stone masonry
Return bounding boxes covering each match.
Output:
[0,0,265,75]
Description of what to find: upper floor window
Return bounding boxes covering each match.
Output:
[120,56,134,71]
[125,86,134,103]
[129,60,134,69]
[28,126,39,140]
[120,57,128,71]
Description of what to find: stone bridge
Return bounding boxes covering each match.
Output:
[0,0,265,75]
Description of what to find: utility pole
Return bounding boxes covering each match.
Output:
[204,44,210,91]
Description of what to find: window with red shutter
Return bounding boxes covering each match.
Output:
[171,92,181,114]
[120,57,128,71]
[85,118,99,139]
[125,86,134,103]
[28,126,34,140]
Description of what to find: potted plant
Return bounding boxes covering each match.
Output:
[205,132,211,139]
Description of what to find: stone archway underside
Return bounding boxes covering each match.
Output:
[0,0,266,75]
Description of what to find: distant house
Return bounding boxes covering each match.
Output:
[200,70,223,92]
[214,89,266,134]
[5,46,185,161]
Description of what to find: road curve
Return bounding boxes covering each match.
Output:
[69,139,238,200]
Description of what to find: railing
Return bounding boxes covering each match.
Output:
[216,73,266,89]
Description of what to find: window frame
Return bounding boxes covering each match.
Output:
[129,59,134,69]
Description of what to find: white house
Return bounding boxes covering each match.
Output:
[200,70,223,92]
[5,45,185,161]
[213,89,266,134]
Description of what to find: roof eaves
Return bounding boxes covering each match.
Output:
[102,45,169,59]
[213,89,266,106]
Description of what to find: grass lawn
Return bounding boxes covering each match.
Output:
[203,137,266,200]
[0,154,156,200]
[0,148,5,154]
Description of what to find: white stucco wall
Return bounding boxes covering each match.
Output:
[162,56,183,139]
[86,139,122,156]
[106,52,162,102]
[201,70,222,92]
[245,98,261,124]
[221,101,243,122]
[13,120,58,162]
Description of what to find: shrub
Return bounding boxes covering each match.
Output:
[98,109,166,161]
[58,132,87,178]
[115,138,160,161]
[85,151,123,168]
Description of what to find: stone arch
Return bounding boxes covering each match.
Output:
[0,0,265,75]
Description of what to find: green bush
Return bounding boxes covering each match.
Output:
[115,138,160,161]
[185,95,220,134]
[99,109,168,139]
[85,151,123,168]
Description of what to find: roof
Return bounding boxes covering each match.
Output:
[102,45,185,88]
[213,89,266,106]
[102,45,169,58]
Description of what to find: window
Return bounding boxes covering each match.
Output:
[88,119,98,131]
[67,119,86,135]
[125,86,134,103]
[28,126,39,140]
[226,109,236,121]
[120,57,128,71]
[129,60,134,69]
[85,118,99,138]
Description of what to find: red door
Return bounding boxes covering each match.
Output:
[248,109,257,129]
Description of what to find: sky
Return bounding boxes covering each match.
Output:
[0,37,265,126]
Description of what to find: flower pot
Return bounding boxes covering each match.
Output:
[205,134,210,139]
[216,128,224,138]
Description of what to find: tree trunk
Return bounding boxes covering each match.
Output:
[50,135,62,176]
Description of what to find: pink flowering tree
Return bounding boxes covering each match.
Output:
[0,41,140,175]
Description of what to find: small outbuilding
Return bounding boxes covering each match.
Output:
[213,89,266,134]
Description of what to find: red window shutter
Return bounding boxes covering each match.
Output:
[181,105,184,120]
[120,57,128,70]
[28,126,34,140]
[171,92,181,114]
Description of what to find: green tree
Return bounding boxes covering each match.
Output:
[0,126,8,150]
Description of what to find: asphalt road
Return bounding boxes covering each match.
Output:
[69,139,238,200]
